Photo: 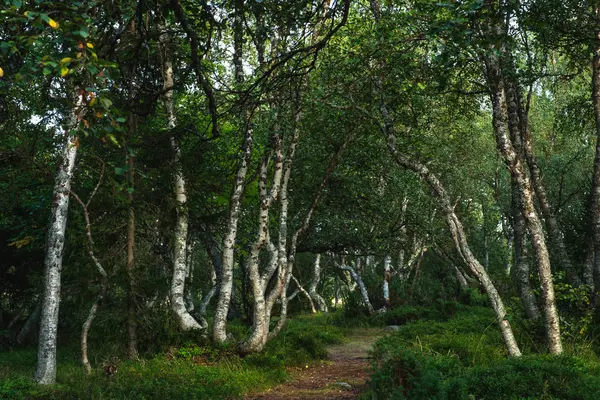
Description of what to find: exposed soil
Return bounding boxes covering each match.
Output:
[245,329,383,400]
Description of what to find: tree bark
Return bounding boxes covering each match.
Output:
[588,24,600,294]
[341,263,375,314]
[213,0,254,343]
[17,302,41,345]
[484,53,562,354]
[125,117,138,360]
[383,255,391,308]
[511,179,541,320]
[309,254,328,312]
[291,275,316,313]
[160,28,204,331]
[381,104,522,357]
[239,130,284,353]
[213,126,253,343]
[36,93,83,384]
[505,75,580,286]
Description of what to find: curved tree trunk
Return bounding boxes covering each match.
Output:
[36,93,83,384]
[340,263,375,315]
[484,52,561,354]
[381,102,522,357]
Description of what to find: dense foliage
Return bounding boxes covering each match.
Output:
[4,0,600,398]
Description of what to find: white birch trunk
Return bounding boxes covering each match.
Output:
[213,0,255,343]
[380,96,522,357]
[292,275,316,313]
[341,264,375,314]
[160,28,204,331]
[484,51,561,354]
[36,94,82,384]
[383,255,391,309]
[212,127,252,343]
[309,254,328,312]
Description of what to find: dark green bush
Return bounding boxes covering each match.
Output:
[367,307,600,400]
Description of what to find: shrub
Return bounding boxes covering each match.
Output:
[367,306,600,400]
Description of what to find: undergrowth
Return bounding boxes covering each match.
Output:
[365,305,600,400]
[0,314,344,399]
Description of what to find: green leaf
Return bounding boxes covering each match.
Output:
[72,30,89,38]
[99,97,112,108]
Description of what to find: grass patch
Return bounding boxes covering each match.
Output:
[0,313,345,399]
[366,305,600,400]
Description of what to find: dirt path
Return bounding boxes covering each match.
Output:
[245,329,384,400]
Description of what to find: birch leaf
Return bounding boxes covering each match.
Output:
[60,67,69,77]
[47,18,59,29]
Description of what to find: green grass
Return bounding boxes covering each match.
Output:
[0,314,345,399]
[365,305,600,400]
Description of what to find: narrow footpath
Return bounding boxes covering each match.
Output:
[245,329,383,400]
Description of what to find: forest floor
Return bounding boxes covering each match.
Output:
[245,328,384,400]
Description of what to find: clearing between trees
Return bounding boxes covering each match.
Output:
[246,329,383,400]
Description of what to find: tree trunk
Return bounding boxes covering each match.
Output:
[36,94,82,384]
[17,302,41,345]
[213,126,253,343]
[381,106,522,357]
[505,76,580,286]
[126,117,138,360]
[588,26,600,294]
[340,263,374,314]
[511,179,541,320]
[383,255,392,309]
[160,28,204,331]
[454,266,469,291]
[213,0,255,344]
[239,139,284,353]
[291,275,316,313]
[309,254,328,312]
[484,53,562,354]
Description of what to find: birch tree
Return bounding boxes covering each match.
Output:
[36,92,84,384]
